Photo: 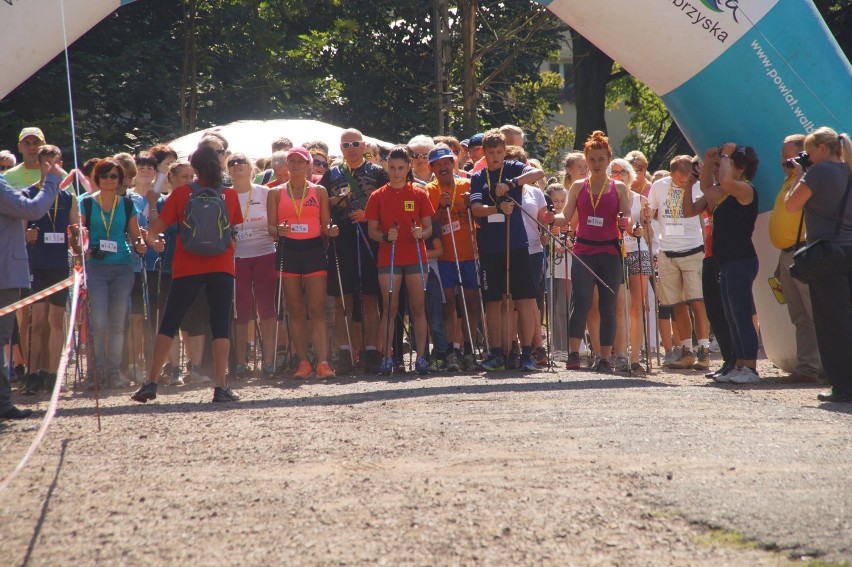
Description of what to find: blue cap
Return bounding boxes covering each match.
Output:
[428,147,455,164]
[460,138,470,148]
[468,133,484,147]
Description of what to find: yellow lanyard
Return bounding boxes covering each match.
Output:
[97,193,119,240]
[486,165,505,205]
[286,181,308,222]
[242,185,254,222]
[23,167,41,189]
[667,179,686,224]
[46,194,60,232]
[589,178,608,213]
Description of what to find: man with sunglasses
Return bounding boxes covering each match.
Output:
[768,133,823,383]
[321,129,389,374]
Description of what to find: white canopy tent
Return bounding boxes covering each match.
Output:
[167,119,393,161]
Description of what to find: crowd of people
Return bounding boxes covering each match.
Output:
[1,121,851,417]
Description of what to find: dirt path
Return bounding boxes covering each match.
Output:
[1,359,850,566]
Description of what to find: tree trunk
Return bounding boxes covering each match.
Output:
[569,28,613,150]
[460,0,477,134]
[648,120,695,172]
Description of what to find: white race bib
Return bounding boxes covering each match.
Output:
[290,223,309,234]
[587,216,604,227]
[44,232,65,244]
[486,214,505,224]
[235,229,253,242]
[665,223,685,236]
[441,220,461,235]
[100,240,118,253]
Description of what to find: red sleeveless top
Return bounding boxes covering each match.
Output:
[574,179,620,256]
[277,182,321,240]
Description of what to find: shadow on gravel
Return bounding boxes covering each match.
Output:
[56,376,673,417]
[20,439,68,567]
[815,402,852,415]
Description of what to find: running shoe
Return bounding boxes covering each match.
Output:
[428,355,445,373]
[188,370,212,384]
[506,346,521,370]
[667,347,696,369]
[461,353,477,371]
[729,366,760,384]
[520,354,538,372]
[130,381,157,403]
[22,373,42,395]
[534,346,549,366]
[445,350,461,372]
[363,350,381,374]
[336,349,354,375]
[565,352,581,370]
[594,358,613,374]
[480,355,505,371]
[315,361,336,378]
[378,357,394,376]
[692,346,711,371]
[293,360,313,379]
[233,363,248,380]
[212,386,240,403]
[415,356,430,375]
[611,354,631,374]
[262,362,276,378]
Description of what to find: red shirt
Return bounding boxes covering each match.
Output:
[365,183,435,267]
[160,184,244,278]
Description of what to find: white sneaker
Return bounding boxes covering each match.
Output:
[579,341,590,357]
[714,367,738,383]
[662,351,679,368]
[188,370,212,384]
[729,367,760,384]
[551,351,569,363]
[708,336,721,353]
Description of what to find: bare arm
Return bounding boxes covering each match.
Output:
[266,189,280,237]
[554,180,582,227]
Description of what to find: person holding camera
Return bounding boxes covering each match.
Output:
[0,155,63,419]
[684,144,760,383]
[768,134,823,383]
[785,127,852,403]
[81,158,147,389]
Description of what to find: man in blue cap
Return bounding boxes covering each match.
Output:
[467,133,485,173]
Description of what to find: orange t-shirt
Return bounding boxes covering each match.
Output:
[365,183,435,267]
[425,178,474,262]
[159,184,243,278]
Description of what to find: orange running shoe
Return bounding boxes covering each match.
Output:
[315,361,336,379]
[293,359,313,379]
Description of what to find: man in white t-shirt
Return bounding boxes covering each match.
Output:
[647,155,711,370]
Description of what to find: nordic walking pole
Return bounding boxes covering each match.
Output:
[154,234,164,335]
[384,223,399,371]
[273,221,287,374]
[636,223,652,373]
[446,207,476,358]
[618,213,632,376]
[412,220,432,361]
[504,194,615,294]
[545,202,556,371]
[503,202,511,355]
[332,231,355,367]
[466,206,490,354]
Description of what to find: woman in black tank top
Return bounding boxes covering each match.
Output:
[683,143,760,384]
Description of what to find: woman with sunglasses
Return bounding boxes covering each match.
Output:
[309,149,329,183]
[81,158,147,389]
[267,147,339,379]
[132,146,244,404]
[227,153,278,379]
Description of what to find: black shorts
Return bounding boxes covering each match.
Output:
[161,273,234,340]
[31,268,69,307]
[279,237,327,277]
[326,231,380,297]
[180,287,210,336]
[479,248,536,302]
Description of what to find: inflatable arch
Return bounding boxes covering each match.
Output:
[3,0,850,371]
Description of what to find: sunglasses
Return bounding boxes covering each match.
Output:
[411,152,428,159]
[341,141,362,149]
[313,159,329,168]
[610,169,627,176]
[0,165,11,171]
[228,158,248,167]
[99,172,120,180]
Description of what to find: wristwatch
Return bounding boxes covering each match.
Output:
[508,177,520,190]
[382,233,390,243]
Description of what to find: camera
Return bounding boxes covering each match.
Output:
[785,151,811,171]
[90,246,107,260]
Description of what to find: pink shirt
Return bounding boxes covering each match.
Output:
[574,179,620,256]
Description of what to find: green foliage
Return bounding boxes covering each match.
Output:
[541,124,575,175]
[605,65,672,158]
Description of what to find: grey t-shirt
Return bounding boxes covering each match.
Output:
[802,161,852,245]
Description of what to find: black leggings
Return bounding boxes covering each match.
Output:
[159,272,234,340]
[569,254,623,345]
[702,257,734,366]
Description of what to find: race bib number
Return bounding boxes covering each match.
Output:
[486,214,505,224]
[290,224,309,234]
[404,200,415,212]
[587,216,604,227]
[235,229,254,242]
[665,223,685,236]
[441,220,461,235]
[100,240,118,253]
[44,232,65,244]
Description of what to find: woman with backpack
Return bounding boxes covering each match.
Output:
[81,158,147,389]
[131,145,244,404]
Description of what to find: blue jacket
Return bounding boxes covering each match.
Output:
[0,173,61,290]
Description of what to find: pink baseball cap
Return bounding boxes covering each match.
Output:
[286,147,311,162]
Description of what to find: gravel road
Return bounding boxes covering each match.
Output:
[1,357,850,566]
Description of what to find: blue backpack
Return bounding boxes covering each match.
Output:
[180,182,232,256]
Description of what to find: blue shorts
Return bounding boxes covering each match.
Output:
[438,259,479,291]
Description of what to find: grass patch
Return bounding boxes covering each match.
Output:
[695,527,759,551]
